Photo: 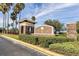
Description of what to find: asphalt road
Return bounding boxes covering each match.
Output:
[0,38,45,56]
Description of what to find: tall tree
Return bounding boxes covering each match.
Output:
[6,3,13,33]
[45,19,63,34]
[44,19,53,26]
[0,3,9,33]
[10,12,17,30]
[31,16,36,21]
[13,3,25,29]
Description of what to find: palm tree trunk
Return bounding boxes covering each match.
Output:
[19,12,21,27]
[15,20,17,29]
[4,13,7,34]
[3,13,6,34]
[7,11,9,34]
[2,14,4,34]
[18,12,21,35]
[13,20,15,34]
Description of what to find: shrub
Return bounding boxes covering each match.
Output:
[25,35,39,45]
[19,34,75,48]
[77,29,79,33]
[77,34,79,41]
[19,34,27,42]
[19,34,39,45]
[49,42,79,56]
[38,36,70,48]
[38,37,50,47]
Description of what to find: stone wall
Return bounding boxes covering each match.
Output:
[34,25,54,35]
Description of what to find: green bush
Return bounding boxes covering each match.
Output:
[77,29,79,33]
[49,42,79,56]
[19,34,75,48]
[26,35,39,45]
[77,34,79,41]
[38,37,50,47]
[19,34,27,42]
[19,34,39,45]
[38,36,70,48]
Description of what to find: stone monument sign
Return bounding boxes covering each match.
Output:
[67,23,77,40]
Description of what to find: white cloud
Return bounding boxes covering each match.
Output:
[35,3,78,18]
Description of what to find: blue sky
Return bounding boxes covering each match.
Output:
[0,3,79,27]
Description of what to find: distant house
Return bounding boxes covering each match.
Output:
[34,25,54,35]
[19,18,36,34]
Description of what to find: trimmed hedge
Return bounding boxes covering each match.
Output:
[19,34,74,48]
[19,35,39,45]
[49,42,79,56]
[77,34,79,41]
[38,36,70,47]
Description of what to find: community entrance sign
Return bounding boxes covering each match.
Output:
[67,23,77,40]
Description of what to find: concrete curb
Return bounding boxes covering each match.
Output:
[1,35,64,56]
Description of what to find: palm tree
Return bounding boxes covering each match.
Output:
[11,12,17,30]
[0,3,9,34]
[31,16,36,21]
[13,3,25,29]
[0,4,3,33]
[6,3,13,33]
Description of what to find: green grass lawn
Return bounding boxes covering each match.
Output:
[3,34,19,39]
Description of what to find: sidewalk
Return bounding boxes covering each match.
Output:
[1,35,64,56]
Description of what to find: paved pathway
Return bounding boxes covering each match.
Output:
[0,38,45,56]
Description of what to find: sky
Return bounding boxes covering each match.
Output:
[0,3,79,27]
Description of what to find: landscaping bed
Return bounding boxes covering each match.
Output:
[19,34,74,48]
[49,42,79,56]
[4,34,72,48]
